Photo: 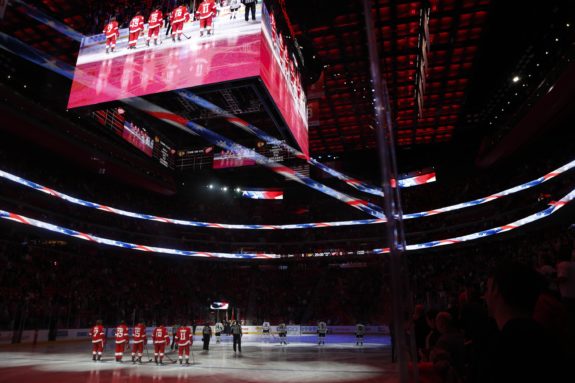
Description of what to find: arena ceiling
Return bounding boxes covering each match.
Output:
[1,0,569,158]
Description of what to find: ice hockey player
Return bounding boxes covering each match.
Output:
[231,320,243,353]
[202,322,212,350]
[317,321,327,345]
[103,17,119,54]
[215,321,224,343]
[229,0,240,19]
[262,320,271,339]
[195,0,217,37]
[355,323,365,346]
[277,322,288,345]
[131,322,147,363]
[152,322,170,365]
[114,320,129,362]
[176,323,193,365]
[128,12,145,49]
[170,3,190,42]
[147,6,163,46]
[91,320,105,361]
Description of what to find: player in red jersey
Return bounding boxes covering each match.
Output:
[91,320,105,361]
[195,0,217,37]
[170,4,190,42]
[128,12,145,49]
[131,322,147,363]
[152,322,170,365]
[147,7,163,46]
[103,18,119,54]
[175,323,193,365]
[114,320,129,362]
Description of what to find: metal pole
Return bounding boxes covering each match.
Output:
[362,1,413,382]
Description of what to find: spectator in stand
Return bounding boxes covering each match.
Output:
[421,309,439,361]
[484,262,566,382]
[431,312,465,379]
[412,304,429,360]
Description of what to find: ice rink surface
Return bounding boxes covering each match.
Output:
[0,335,398,383]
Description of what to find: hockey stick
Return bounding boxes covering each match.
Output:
[163,352,178,364]
[145,343,153,362]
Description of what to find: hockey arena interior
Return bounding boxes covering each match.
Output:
[1,0,575,382]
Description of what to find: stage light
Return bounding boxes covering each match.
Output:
[208,184,214,189]
[222,187,228,191]
[512,76,520,83]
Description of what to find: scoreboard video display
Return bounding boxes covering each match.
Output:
[68,2,308,156]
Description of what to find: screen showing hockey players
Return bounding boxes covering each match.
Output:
[68,1,263,108]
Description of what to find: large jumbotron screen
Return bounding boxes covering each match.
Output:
[68,3,308,156]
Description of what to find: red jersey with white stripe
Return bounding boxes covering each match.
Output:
[171,6,189,24]
[132,324,147,344]
[153,326,170,344]
[91,324,105,343]
[115,323,129,344]
[176,326,193,346]
[103,21,119,38]
[129,15,145,33]
[148,10,163,29]
[196,0,217,20]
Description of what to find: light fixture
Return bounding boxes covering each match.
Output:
[208,184,214,189]
[222,187,228,191]
[512,76,520,83]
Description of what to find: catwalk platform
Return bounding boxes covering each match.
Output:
[0,334,398,383]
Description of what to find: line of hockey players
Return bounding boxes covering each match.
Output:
[261,321,367,346]
[91,320,368,365]
[102,0,225,54]
[91,319,243,365]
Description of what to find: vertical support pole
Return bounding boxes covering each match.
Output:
[362,1,414,382]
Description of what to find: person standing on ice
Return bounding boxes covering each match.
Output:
[91,319,105,361]
[215,321,224,343]
[231,320,243,353]
[355,323,365,346]
[317,321,327,345]
[277,322,288,345]
[114,320,129,362]
[202,322,212,350]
